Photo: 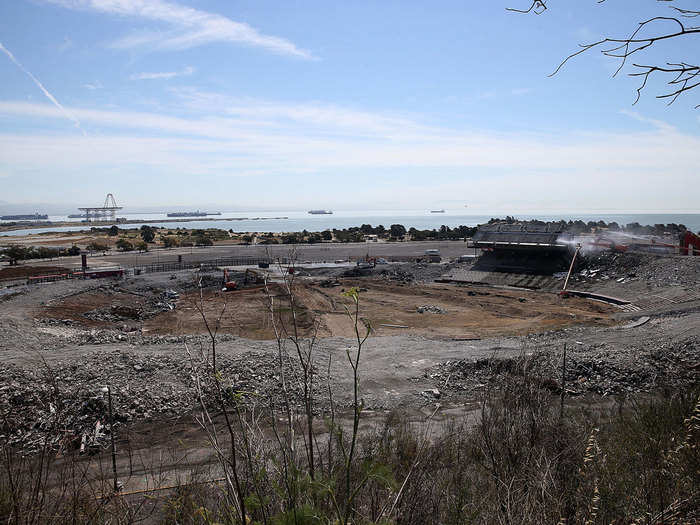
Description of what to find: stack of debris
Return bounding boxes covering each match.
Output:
[421,337,699,401]
[416,305,447,314]
[0,348,326,455]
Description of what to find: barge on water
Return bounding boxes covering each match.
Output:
[167,210,222,217]
[1,213,48,220]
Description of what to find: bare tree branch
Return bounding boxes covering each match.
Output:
[512,1,700,106]
[506,1,547,14]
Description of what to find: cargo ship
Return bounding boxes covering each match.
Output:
[308,210,333,215]
[430,209,445,213]
[167,211,222,217]
[1,213,48,220]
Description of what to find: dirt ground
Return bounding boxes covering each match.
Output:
[39,288,152,329]
[34,278,617,339]
[1,252,697,496]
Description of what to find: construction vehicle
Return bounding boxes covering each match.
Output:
[222,269,238,291]
[356,256,376,269]
[588,236,628,253]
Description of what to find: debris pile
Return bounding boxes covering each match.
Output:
[416,304,447,314]
[378,267,414,283]
[579,252,699,287]
[423,336,699,400]
[0,349,323,455]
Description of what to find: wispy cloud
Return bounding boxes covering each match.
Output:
[83,80,103,89]
[0,42,85,135]
[1,99,698,210]
[130,66,194,80]
[619,109,676,134]
[170,88,436,139]
[44,0,313,59]
[1,100,698,172]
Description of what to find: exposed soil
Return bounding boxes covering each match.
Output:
[38,288,150,328]
[135,279,617,339]
[0,250,697,490]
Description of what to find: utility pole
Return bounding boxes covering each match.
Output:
[560,344,566,421]
[107,386,119,493]
[562,244,581,293]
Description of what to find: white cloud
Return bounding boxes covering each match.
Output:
[44,0,313,59]
[83,80,103,89]
[0,99,698,211]
[130,66,194,80]
[1,100,698,178]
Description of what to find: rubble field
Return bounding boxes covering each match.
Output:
[0,253,697,464]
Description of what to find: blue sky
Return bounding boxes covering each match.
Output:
[0,0,698,213]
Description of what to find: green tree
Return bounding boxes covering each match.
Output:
[2,245,31,264]
[116,238,133,252]
[140,225,156,243]
[321,229,332,241]
[87,241,108,252]
[195,235,213,246]
[389,224,406,239]
[162,236,179,248]
[108,225,120,236]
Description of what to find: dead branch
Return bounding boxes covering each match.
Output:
[513,1,700,106]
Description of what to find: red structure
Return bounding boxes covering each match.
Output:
[679,231,700,256]
[73,267,124,279]
[28,267,124,284]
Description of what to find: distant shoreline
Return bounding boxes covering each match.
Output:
[0,216,289,233]
[1,212,698,239]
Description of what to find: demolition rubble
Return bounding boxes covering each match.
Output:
[0,223,698,455]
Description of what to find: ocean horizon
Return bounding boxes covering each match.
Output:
[2,210,699,237]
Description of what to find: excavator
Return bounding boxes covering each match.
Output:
[222,268,265,291]
[222,269,237,291]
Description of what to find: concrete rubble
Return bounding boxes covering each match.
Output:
[0,248,697,457]
[416,304,447,314]
[0,348,321,455]
[421,336,699,400]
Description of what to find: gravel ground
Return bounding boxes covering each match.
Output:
[0,251,698,455]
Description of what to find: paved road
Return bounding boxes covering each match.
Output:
[16,240,478,270]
